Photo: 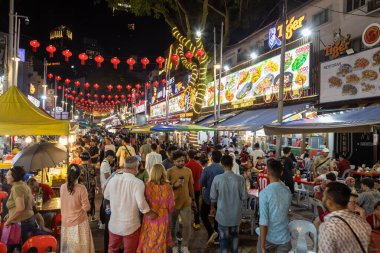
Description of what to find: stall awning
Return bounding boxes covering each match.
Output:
[264,105,380,135]
[0,86,69,136]
[198,111,242,127]
[216,103,309,131]
[130,124,155,133]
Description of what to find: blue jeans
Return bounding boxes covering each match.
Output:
[218,225,239,253]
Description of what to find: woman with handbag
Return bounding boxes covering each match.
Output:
[4,166,35,252]
[60,164,95,253]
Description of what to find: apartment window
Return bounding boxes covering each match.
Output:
[346,0,366,12]
[312,9,329,27]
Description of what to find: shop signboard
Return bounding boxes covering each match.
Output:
[135,103,146,114]
[203,43,311,109]
[320,46,380,103]
[150,88,194,118]
[268,15,305,49]
[150,101,166,118]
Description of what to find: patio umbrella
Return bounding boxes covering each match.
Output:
[12,142,67,172]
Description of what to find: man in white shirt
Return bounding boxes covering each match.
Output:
[116,137,136,168]
[104,156,157,253]
[252,143,265,164]
[145,143,162,174]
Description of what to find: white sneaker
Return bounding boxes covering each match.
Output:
[207,232,218,245]
[182,246,190,253]
[98,223,105,230]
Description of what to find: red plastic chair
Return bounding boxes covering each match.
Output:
[22,235,57,253]
[0,242,7,253]
[52,213,62,238]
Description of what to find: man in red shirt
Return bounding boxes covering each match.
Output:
[337,154,350,177]
[27,177,54,203]
[186,149,202,230]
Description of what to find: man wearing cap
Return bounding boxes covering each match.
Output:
[313,148,335,177]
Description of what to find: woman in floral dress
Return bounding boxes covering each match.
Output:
[137,164,175,253]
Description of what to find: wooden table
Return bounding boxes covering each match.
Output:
[38,197,61,213]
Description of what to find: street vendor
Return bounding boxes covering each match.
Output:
[313,148,336,177]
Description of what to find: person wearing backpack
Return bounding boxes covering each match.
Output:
[116,137,136,168]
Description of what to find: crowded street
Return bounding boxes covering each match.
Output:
[1,0,380,252]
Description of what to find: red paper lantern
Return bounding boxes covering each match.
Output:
[101,95,105,100]
[94,55,104,68]
[55,76,62,82]
[171,54,179,66]
[107,95,112,100]
[84,82,90,89]
[196,49,205,59]
[121,95,125,99]
[71,90,76,95]
[153,81,159,87]
[64,78,71,85]
[74,81,81,87]
[127,98,131,102]
[185,51,193,62]
[93,83,100,90]
[135,84,141,90]
[64,94,69,98]
[122,99,126,103]
[110,57,120,70]
[107,84,113,92]
[156,56,165,69]
[75,97,79,101]
[79,92,84,96]
[29,40,40,53]
[86,93,91,98]
[127,94,132,98]
[161,79,167,85]
[64,88,69,93]
[141,91,145,96]
[126,84,132,91]
[115,95,119,100]
[116,85,122,92]
[47,73,54,79]
[46,45,56,58]
[78,53,89,65]
[145,82,150,88]
[140,57,149,70]
[57,85,62,90]
[62,49,72,62]
[126,58,136,70]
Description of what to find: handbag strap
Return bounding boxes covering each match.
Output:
[330,215,366,253]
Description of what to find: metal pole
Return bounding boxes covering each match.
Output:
[14,16,20,87]
[12,14,18,87]
[218,22,224,119]
[276,0,287,158]
[213,27,217,122]
[6,0,14,90]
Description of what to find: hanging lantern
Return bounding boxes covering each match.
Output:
[196,49,205,60]
[127,94,132,98]
[78,53,89,65]
[94,94,99,99]
[47,73,54,80]
[126,57,136,70]
[71,90,76,95]
[93,83,100,90]
[185,51,193,62]
[116,84,122,92]
[101,94,105,100]
[64,78,71,85]
[121,95,125,99]
[115,95,119,100]
[171,54,179,66]
[107,84,113,92]
[86,93,91,98]
[57,85,62,90]
[122,99,126,103]
[141,91,145,96]
[135,83,141,90]
[55,76,62,82]
[107,95,112,100]
[153,81,159,87]
[75,97,79,101]
[80,98,85,102]
[110,57,120,70]
[145,82,150,88]
[64,94,69,98]
[64,88,69,93]
[94,55,104,68]
[62,49,72,62]
[29,40,40,53]
[46,45,56,58]
[84,82,90,89]
[156,56,165,69]
[126,84,132,91]
[161,79,167,85]
[79,92,84,96]
[140,57,149,70]
[74,81,81,88]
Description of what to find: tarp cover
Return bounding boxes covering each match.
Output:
[264,105,380,135]
[0,86,69,135]
[216,103,309,131]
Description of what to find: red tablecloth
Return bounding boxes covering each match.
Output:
[351,171,380,177]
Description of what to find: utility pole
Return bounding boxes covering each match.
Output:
[6,0,14,90]
[218,22,224,119]
[213,27,217,122]
[276,0,287,158]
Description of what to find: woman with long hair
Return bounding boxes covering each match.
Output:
[137,164,174,253]
[60,164,94,253]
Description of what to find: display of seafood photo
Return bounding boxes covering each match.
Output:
[342,84,358,95]
[254,74,274,96]
[361,82,376,92]
[354,58,370,70]
[337,64,353,76]
[345,74,361,84]
[328,76,343,88]
[362,70,378,81]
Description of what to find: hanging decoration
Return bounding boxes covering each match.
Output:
[107,84,113,92]
[93,83,100,90]
[78,53,89,65]
[84,82,90,89]
[156,56,165,69]
[161,79,167,85]
[126,58,136,70]
[185,51,193,62]
[79,92,84,96]
[101,95,105,100]
[29,40,40,53]
[57,85,62,90]
[196,49,205,60]
[171,54,179,67]
[153,81,159,87]
[107,95,112,100]
[94,55,104,68]
[74,81,80,87]
[71,90,76,95]
[46,45,57,58]
[116,84,123,92]
[55,76,62,82]
[140,57,149,70]
[86,93,91,98]
[126,84,132,91]
[110,57,120,70]
[135,84,141,90]
[141,91,145,96]
[145,82,150,88]
[64,78,71,85]
[47,73,54,79]
[64,88,68,93]
[62,49,72,62]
